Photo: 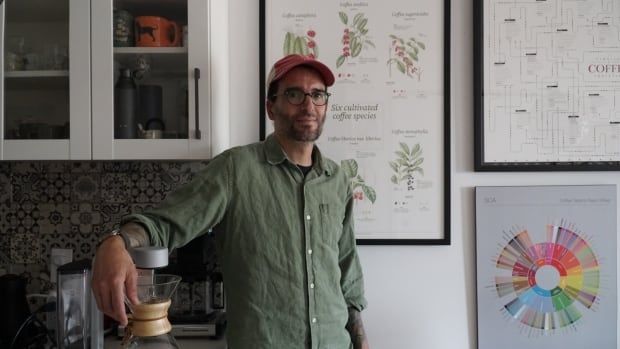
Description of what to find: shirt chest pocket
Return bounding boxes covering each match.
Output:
[319,203,345,245]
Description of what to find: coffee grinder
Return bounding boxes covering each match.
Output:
[57,259,104,348]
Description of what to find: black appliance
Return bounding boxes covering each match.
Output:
[0,274,35,347]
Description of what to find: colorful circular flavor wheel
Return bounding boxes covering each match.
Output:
[494,223,600,330]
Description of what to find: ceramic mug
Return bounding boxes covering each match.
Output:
[135,16,180,47]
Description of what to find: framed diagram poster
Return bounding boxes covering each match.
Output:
[475,185,617,349]
[474,0,620,171]
[260,0,451,244]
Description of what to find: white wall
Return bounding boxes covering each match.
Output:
[227,0,620,348]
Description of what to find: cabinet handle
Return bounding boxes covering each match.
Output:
[194,68,201,139]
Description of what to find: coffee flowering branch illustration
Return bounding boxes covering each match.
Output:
[336,12,375,68]
[341,159,377,203]
[389,142,424,191]
[387,34,425,80]
[283,29,319,58]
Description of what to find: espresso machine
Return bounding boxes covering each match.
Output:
[151,235,226,338]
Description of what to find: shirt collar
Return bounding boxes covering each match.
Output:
[264,133,333,176]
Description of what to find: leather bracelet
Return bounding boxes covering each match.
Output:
[97,228,130,249]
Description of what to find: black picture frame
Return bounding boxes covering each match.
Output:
[474,0,620,171]
[259,0,451,245]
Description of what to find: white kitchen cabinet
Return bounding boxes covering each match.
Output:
[92,0,229,160]
[0,0,229,160]
[0,0,91,160]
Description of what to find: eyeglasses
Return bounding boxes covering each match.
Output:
[272,88,331,106]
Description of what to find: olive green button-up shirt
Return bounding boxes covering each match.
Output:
[124,134,367,349]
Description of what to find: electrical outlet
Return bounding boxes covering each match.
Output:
[50,248,72,283]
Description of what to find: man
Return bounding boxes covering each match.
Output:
[93,54,370,349]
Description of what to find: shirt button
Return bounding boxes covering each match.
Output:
[312,318,317,323]
[310,283,315,289]
[308,249,313,255]
[306,214,311,220]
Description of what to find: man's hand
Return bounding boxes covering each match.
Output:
[346,307,370,349]
[91,235,139,326]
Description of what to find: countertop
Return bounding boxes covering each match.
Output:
[104,336,227,349]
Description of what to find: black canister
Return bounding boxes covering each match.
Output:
[138,85,163,126]
[114,68,138,139]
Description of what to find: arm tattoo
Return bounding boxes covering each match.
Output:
[346,307,368,348]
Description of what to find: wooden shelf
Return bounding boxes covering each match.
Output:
[4,70,69,89]
[5,70,69,78]
[114,47,188,72]
[114,47,187,54]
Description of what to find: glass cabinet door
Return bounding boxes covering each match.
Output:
[0,0,91,160]
[91,0,229,160]
[112,0,189,140]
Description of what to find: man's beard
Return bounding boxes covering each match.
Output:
[281,112,325,142]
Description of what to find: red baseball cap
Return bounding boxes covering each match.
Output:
[266,54,335,90]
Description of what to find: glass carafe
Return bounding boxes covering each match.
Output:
[123,274,182,349]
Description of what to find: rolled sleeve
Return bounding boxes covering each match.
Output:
[338,187,368,312]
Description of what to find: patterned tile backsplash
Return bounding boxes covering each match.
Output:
[0,160,211,301]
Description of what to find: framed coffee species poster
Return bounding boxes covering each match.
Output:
[260,0,451,244]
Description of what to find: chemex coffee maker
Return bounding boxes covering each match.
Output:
[122,246,181,348]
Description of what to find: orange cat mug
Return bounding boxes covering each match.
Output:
[135,16,180,47]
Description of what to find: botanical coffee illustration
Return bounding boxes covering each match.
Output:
[387,34,425,80]
[283,29,319,58]
[336,12,375,68]
[341,159,377,203]
[389,142,424,191]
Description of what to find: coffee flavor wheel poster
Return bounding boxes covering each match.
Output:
[475,185,617,349]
